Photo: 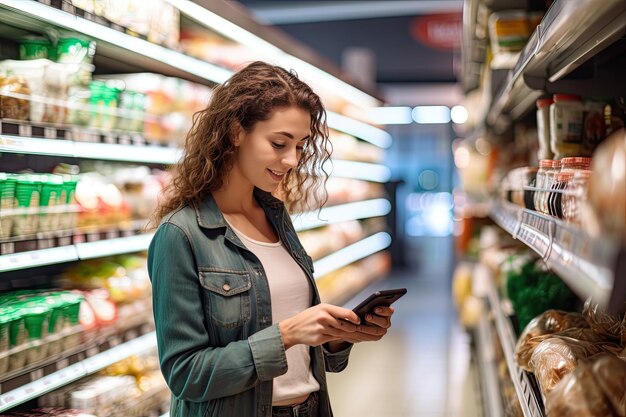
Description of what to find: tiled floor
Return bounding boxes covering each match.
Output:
[328,237,481,417]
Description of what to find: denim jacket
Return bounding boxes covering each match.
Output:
[147,188,352,417]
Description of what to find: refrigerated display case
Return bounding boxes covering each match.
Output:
[0,0,393,413]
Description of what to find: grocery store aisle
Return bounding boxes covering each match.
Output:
[328,237,480,417]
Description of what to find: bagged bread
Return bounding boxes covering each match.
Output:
[591,354,626,417]
[529,335,620,396]
[583,299,626,345]
[515,310,591,371]
[546,358,616,417]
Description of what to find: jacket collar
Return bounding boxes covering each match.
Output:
[193,187,284,230]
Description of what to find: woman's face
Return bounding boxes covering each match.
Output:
[233,106,311,192]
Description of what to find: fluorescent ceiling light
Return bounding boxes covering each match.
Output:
[367,106,413,125]
[451,105,469,124]
[250,1,463,24]
[327,111,392,148]
[412,106,451,124]
[1,0,232,83]
[292,198,392,232]
[326,159,391,183]
[313,231,391,278]
[165,0,380,109]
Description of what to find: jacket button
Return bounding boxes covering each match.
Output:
[222,284,231,292]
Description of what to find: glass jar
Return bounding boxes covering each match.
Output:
[536,159,560,214]
[534,160,552,213]
[550,94,583,159]
[548,171,573,218]
[536,98,554,160]
[523,167,538,210]
[560,156,592,173]
[562,169,591,225]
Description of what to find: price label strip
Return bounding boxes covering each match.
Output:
[0,361,86,412]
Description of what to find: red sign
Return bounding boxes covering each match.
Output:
[411,13,462,50]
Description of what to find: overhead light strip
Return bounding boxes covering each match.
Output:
[164,0,380,109]
[0,0,232,84]
[292,199,392,232]
[313,231,391,279]
[327,111,392,148]
[326,159,391,183]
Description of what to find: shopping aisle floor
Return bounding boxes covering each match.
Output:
[327,237,481,417]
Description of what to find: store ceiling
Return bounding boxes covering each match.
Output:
[234,0,463,88]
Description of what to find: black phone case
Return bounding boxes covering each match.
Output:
[352,288,407,318]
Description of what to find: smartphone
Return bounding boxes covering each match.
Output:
[351,288,407,319]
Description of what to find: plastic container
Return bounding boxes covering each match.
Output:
[550,94,583,159]
[536,98,554,160]
[488,10,530,54]
[56,37,96,64]
[39,174,64,232]
[13,174,41,236]
[0,59,50,122]
[19,36,51,60]
[0,74,31,121]
[0,173,16,238]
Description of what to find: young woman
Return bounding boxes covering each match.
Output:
[147,61,395,417]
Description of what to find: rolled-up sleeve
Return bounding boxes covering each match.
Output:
[148,222,287,402]
[322,343,353,372]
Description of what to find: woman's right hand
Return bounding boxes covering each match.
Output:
[279,304,362,349]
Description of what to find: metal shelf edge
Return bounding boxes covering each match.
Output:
[0,331,157,412]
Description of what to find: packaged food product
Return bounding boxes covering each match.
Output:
[547,171,573,218]
[487,10,530,54]
[0,173,16,238]
[562,170,591,225]
[529,335,619,397]
[545,354,621,417]
[534,159,560,214]
[0,74,31,121]
[583,299,626,345]
[56,37,96,65]
[536,98,554,160]
[591,354,626,416]
[0,59,52,122]
[515,310,590,371]
[550,94,584,159]
[582,98,608,156]
[19,36,52,60]
[13,174,41,236]
[585,128,626,241]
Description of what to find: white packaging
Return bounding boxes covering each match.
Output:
[549,94,583,159]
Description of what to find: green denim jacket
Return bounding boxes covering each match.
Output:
[147,188,352,417]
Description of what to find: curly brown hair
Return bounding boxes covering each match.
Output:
[149,61,331,227]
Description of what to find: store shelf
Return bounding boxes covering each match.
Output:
[0,1,387,147]
[0,330,157,412]
[0,232,153,272]
[486,0,626,130]
[474,313,504,417]
[0,134,181,165]
[490,201,625,312]
[292,199,391,232]
[0,0,231,86]
[312,231,391,279]
[486,273,544,417]
[0,134,388,180]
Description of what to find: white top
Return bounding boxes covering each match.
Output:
[227,221,320,405]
